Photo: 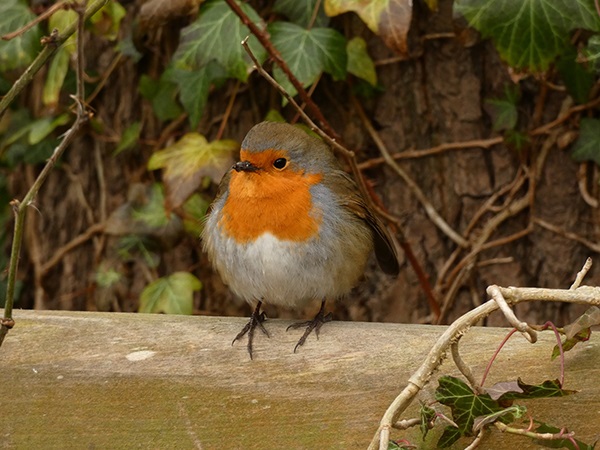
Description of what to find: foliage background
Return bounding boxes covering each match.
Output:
[1,0,600,327]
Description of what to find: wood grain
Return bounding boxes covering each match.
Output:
[1,310,598,449]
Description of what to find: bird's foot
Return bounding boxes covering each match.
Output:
[233,301,269,359]
[286,301,332,353]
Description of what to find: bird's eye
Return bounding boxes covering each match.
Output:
[273,158,288,170]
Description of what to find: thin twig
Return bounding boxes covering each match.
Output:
[570,257,592,290]
[41,223,105,275]
[215,80,240,140]
[480,328,518,387]
[464,428,485,450]
[530,95,600,136]
[538,321,565,386]
[392,418,420,430]
[487,285,537,342]
[577,163,598,208]
[1,1,67,41]
[535,218,600,253]
[357,137,504,169]
[494,421,577,445]
[451,341,483,393]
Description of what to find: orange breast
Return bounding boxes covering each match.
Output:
[219,156,323,243]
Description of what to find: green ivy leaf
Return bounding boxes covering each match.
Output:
[556,47,595,104]
[493,378,577,403]
[94,266,123,288]
[131,183,171,229]
[139,72,183,122]
[182,193,210,236]
[572,118,600,165]
[148,132,237,210]
[269,21,347,97]
[0,0,42,71]
[484,86,519,132]
[114,121,142,155]
[584,35,600,72]
[117,234,160,268]
[27,114,71,145]
[273,0,330,27]
[454,0,600,71]
[106,183,183,253]
[347,37,377,85]
[89,0,127,41]
[167,62,226,128]
[419,403,437,439]
[325,0,412,54]
[435,376,504,447]
[139,272,201,315]
[173,0,266,81]
[43,9,78,107]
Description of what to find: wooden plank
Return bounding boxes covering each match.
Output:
[1,310,599,449]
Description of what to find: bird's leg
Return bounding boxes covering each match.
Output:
[232,300,269,359]
[286,300,332,353]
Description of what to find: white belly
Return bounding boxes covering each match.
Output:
[204,229,370,308]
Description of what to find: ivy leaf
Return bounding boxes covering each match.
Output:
[273,0,330,27]
[572,118,600,165]
[131,183,173,229]
[269,21,347,97]
[43,9,78,108]
[117,234,161,268]
[181,193,210,236]
[584,35,600,72]
[534,423,597,450]
[552,306,600,359]
[148,132,237,210]
[454,0,600,71]
[106,183,183,244]
[167,62,226,128]
[494,378,577,403]
[139,72,183,122]
[139,272,201,315]
[556,47,595,104]
[173,0,266,81]
[0,0,41,71]
[419,403,437,439]
[484,86,519,132]
[347,37,377,86]
[435,376,504,447]
[324,0,412,55]
[437,427,461,449]
[115,121,142,155]
[27,113,71,145]
[89,0,127,41]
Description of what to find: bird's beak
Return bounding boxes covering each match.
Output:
[232,160,260,172]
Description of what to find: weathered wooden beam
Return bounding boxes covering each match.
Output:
[1,310,598,449]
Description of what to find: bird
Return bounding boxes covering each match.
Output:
[202,121,399,358]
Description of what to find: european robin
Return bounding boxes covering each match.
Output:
[202,121,399,358]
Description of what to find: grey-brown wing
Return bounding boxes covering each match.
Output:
[328,170,400,276]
